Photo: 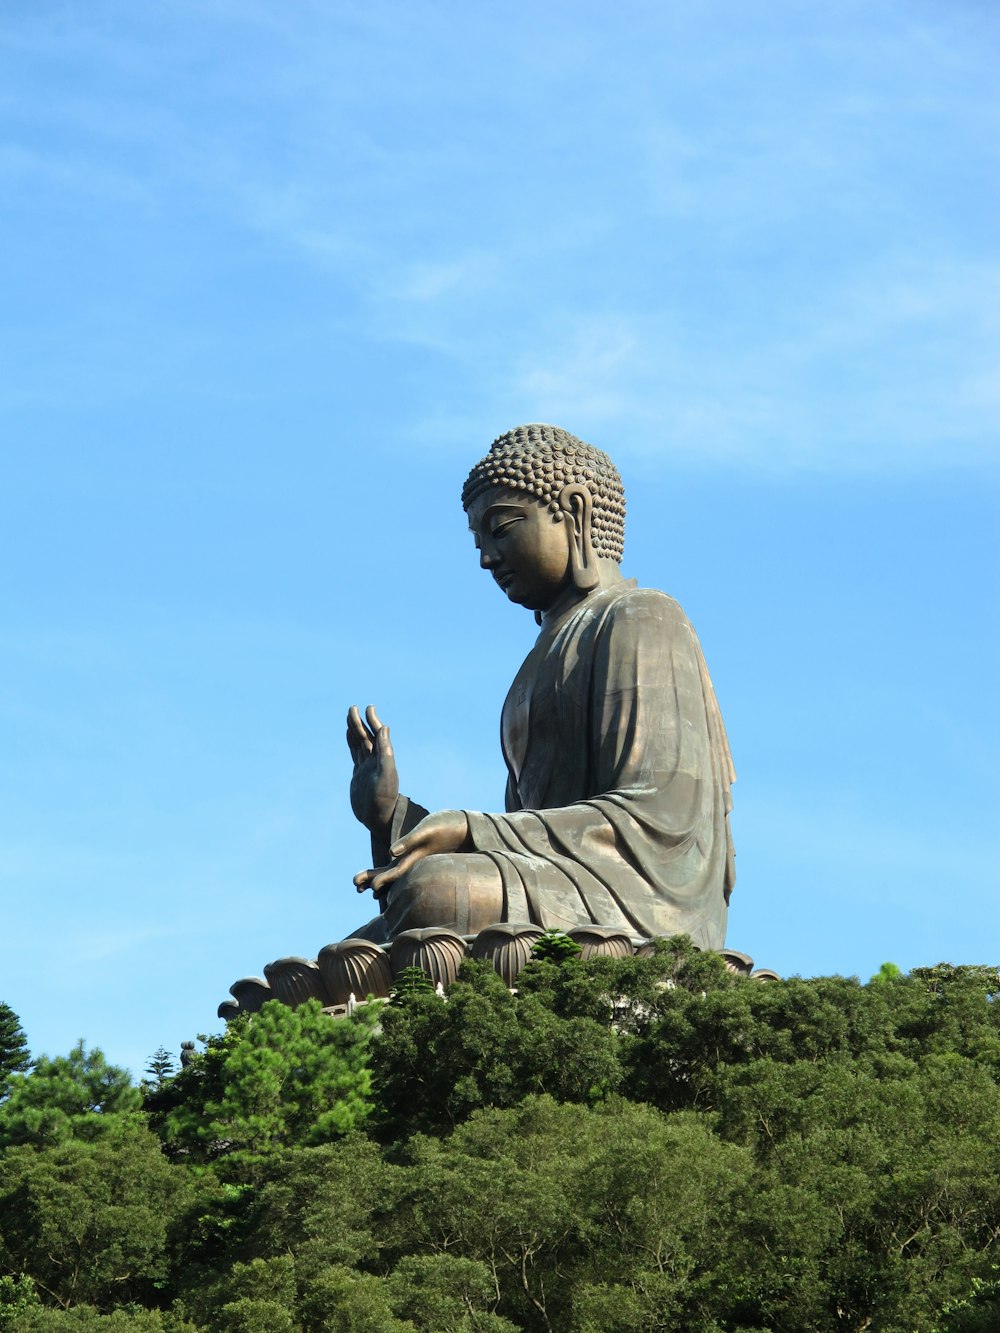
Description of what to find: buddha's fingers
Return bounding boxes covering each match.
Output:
[348,704,374,743]
[365,704,386,734]
[354,865,384,892]
[346,705,374,759]
[354,858,408,896]
[374,724,393,767]
[368,855,415,894]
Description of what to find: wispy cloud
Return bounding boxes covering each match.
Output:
[511,316,643,427]
[2,0,997,481]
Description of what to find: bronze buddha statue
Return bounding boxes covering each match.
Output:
[346,423,735,951]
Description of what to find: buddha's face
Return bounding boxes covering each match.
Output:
[467,487,573,612]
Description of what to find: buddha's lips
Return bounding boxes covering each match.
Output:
[494,571,514,590]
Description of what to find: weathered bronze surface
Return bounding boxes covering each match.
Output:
[346,424,736,951]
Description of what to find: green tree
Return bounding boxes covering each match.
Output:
[386,1255,519,1332]
[142,1049,176,1088]
[516,933,735,1038]
[209,1256,297,1333]
[157,1000,376,1166]
[3,1309,194,1331]
[167,1137,398,1322]
[371,960,620,1138]
[0,1274,41,1329]
[394,1096,760,1333]
[933,1270,1000,1333]
[0,1119,193,1313]
[389,968,437,1004]
[5,1311,160,1331]
[871,960,902,983]
[911,963,1000,997]
[3,959,997,1333]
[296,1266,414,1333]
[0,1043,140,1149]
[0,1002,31,1098]
[247,1138,397,1275]
[528,930,581,964]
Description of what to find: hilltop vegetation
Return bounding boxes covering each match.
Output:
[1,945,998,1332]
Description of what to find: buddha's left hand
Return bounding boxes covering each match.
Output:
[353,809,471,897]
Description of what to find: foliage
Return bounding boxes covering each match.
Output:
[370,960,620,1138]
[3,1307,191,1330]
[528,930,581,964]
[164,1137,395,1320]
[0,1274,41,1329]
[0,1005,31,1100]
[151,1000,376,1168]
[871,959,902,982]
[388,968,437,1004]
[911,962,1000,997]
[0,1118,193,1313]
[393,1096,757,1332]
[3,960,1000,1331]
[0,1043,141,1149]
[142,1051,176,1089]
[932,1269,1000,1333]
[385,1255,519,1333]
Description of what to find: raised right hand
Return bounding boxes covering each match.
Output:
[346,704,399,836]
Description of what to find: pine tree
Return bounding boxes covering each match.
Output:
[530,928,582,964]
[157,998,377,1162]
[389,965,438,1004]
[0,1001,30,1097]
[0,1040,140,1147]
[143,1045,176,1086]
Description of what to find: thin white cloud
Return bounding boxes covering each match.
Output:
[511,316,643,427]
[391,254,501,305]
[2,0,996,481]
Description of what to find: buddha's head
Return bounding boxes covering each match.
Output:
[462,424,626,614]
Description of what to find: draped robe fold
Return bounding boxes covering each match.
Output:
[392,580,735,949]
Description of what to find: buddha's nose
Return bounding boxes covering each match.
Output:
[479,546,497,569]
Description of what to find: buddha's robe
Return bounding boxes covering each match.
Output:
[382,581,735,947]
[463,581,735,947]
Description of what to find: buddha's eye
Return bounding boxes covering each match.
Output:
[491,520,518,539]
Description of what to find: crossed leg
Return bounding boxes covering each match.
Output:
[348,852,506,944]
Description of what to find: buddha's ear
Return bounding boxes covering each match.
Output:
[558,484,599,592]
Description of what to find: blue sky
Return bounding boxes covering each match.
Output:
[2,0,997,1076]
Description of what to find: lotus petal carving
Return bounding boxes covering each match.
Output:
[229,976,272,1014]
[470,922,544,987]
[568,925,634,959]
[390,928,467,989]
[264,956,329,1007]
[318,938,393,1005]
[721,949,754,976]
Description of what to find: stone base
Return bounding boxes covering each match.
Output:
[219,925,780,1020]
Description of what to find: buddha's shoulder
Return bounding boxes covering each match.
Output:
[599,581,690,629]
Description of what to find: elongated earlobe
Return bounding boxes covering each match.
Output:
[558,484,599,592]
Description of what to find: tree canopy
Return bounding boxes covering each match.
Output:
[0,1043,140,1151]
[1,949,999,1331]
